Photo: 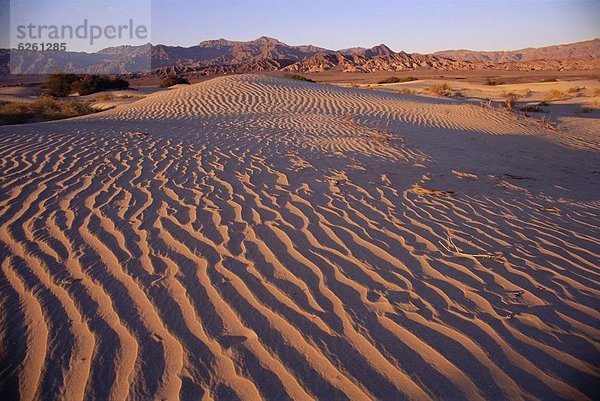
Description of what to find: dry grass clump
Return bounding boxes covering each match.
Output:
[540,115,555,130]
[96,93,114,102]
[484,77,505,86]
[541,77,558,83]
[282,73,316,83]
[521,89,533,97]
[546,90,567,100]
[428,83,452,96]
[501,91,520,109]
[398,88,416,95]
[520,104,543,113]
[0,97,96,125]
[567,86,584,94]
[0,101,32,124]
[594,88,600,96]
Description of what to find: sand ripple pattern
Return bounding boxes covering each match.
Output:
[1,75,599,401]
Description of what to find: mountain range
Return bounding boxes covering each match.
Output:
[2,36,599,77]
[434,38,600,63]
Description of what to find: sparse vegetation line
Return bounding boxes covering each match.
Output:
[282,73,316,83]
[377,76,418,84]
[45,73,129,97]
[160,75,190,88]
[0,98,97,125]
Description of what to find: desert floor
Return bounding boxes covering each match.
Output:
[0,74,599,400]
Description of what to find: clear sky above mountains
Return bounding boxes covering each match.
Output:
[151,0,599,52]
[1,0,598,52]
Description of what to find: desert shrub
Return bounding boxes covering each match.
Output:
[45,73,129,96]
[567,86,583,94]
[30,97,95,119]
[0,98,96,125]
[72,75,129,95]
[502,92,520,109]
[0,101,34,124]
[541,77,557,83]
[428,83,452,96]
[45,73,79,97]
[484,77,504,86]
[282,73,315,83]
[398,88,416,95]
[581,106,593,113]
[546,90,567,100]
[520,104,542,113]
[538,100,551,106]
[378,76,418,84]
[159,75,190,88]
[540,115,555,129]
[594,88,600,96]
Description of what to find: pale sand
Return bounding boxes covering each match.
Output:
[0,74,599,400]
[371,78,600,106]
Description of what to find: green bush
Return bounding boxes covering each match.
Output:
[159,75,190,88]
[282,73,316,83]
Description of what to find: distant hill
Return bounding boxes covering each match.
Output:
[433,38,600,63]
[281,48,474,73]
[152,36,328,68]
[2,37,599,77]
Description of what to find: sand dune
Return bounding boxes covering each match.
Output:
[1,74,599,400]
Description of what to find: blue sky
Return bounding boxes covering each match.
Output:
[1,0,599,52]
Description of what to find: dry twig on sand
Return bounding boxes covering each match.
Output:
[439,235,502,260]
[412,185,454,197]
[540,115,556,130]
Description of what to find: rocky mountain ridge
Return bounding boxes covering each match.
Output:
[2,37,599,77]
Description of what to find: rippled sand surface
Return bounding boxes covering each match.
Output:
[1,75,599,400]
